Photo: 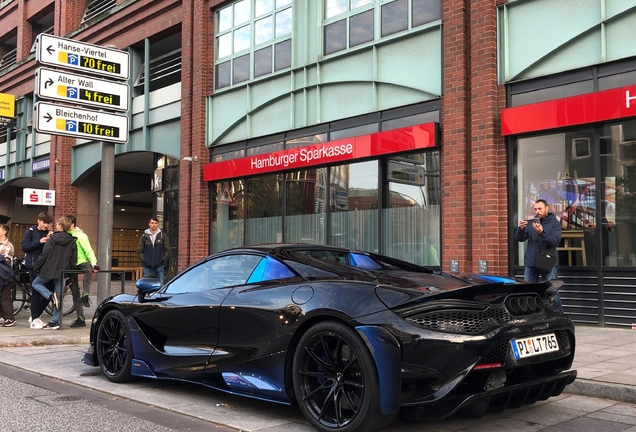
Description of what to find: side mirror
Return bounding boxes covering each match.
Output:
[136,277,161,303]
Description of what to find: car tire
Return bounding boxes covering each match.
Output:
[292,321,392,432]
[96,309,134,383]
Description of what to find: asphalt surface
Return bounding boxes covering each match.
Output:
[3,289,636,431]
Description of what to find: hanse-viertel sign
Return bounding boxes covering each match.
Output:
[36,34,129,81]
[203,123,438,182]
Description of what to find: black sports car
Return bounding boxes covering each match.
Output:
[83,244,576,432]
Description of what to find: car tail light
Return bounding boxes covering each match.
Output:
[474,362,503,370]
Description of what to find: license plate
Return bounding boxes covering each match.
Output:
[510,333,559,359]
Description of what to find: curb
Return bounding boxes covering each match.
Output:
[0,335,90,348]
[564,378,636,404]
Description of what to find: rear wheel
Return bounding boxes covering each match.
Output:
[292,321,392,432]
[96,309,134,383]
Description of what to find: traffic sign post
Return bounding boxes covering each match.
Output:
[35,68,129,112]
[34,101,129,144]
[36,34,130,80]
[34,33,131,306]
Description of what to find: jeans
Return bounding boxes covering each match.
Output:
[524,266,563,312]
[32,276,63,324]
[143,265,165,286]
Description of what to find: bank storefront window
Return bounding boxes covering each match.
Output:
[286,168,328,244]
[212,180,245,252]
[247,174,284,244]
[601,119,636,267]
[329,160,379,253]
[383,152,440,266]
[514,121,636,268]
[208,120,440,264]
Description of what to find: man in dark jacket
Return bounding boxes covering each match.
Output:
[515,199,563,311]
[30,217,77,330]
[137,216,170,285]
[21,212,54,284]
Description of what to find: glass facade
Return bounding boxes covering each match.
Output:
[210,112,441,266]
[513,119,636,269]
[215,0,292,89]
[323,0,440,55]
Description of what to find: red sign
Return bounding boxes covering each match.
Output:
[501,85,636,136]
[203,122,438,182]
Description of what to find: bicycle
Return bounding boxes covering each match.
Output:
[11,258,75,317]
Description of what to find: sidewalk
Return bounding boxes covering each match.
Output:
[0,280,137,347]
[2,293,636,405]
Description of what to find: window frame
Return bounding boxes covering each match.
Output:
[214,0,293,90]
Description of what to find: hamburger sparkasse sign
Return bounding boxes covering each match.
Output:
[204,122,437,182]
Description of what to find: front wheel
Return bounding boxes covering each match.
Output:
[96,309,134,383]
[292,321,391,432]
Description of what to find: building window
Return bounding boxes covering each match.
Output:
[324,0,440,56]
[133,33,182,95]
[0,30,17,71]
[82,0,116,24]
[215,0,293,90]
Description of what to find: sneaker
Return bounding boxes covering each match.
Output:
[51,292,60,310]
[2,319,16,327]
[70,318,86,328]
[0,318,4,326]
[30,318,46,329]
[81,295,92,308]
[28,316,32,324]
[43,321,60,330]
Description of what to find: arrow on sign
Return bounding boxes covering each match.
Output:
[43,113,52,122]
[46,45,54,56]
[44,78,54,89]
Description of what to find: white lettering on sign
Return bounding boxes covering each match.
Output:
[249,143,354,170]
[57,41,107,58]
[251,152,298,169]
[627,90,636,109]
[299,143,354,163]
[55,108,98,122]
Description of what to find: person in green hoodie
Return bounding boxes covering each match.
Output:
[66,215,99,328]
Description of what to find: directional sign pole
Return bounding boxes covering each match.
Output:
[97,141,115,304]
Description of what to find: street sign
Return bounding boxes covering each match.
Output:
[35,68,129,112]
[36,34,130,80]
[0,92,15,126]
[34,101,129,144]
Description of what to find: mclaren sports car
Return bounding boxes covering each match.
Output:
[82,244,576,432]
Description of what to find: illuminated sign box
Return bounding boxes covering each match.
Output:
[23,188,56,206]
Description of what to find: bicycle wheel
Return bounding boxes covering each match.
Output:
[44,284,75,317]
[12,282,27,315]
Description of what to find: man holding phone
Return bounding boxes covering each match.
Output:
[515,199,563,311]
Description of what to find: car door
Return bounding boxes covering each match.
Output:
[132,253,263,380]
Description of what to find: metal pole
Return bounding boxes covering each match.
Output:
[97,141,115,305]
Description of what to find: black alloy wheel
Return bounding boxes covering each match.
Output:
[96,309,134,383]
[293,321,391,432]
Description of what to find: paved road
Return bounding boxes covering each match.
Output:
[0,363,237,432]
[2,344,636,431]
